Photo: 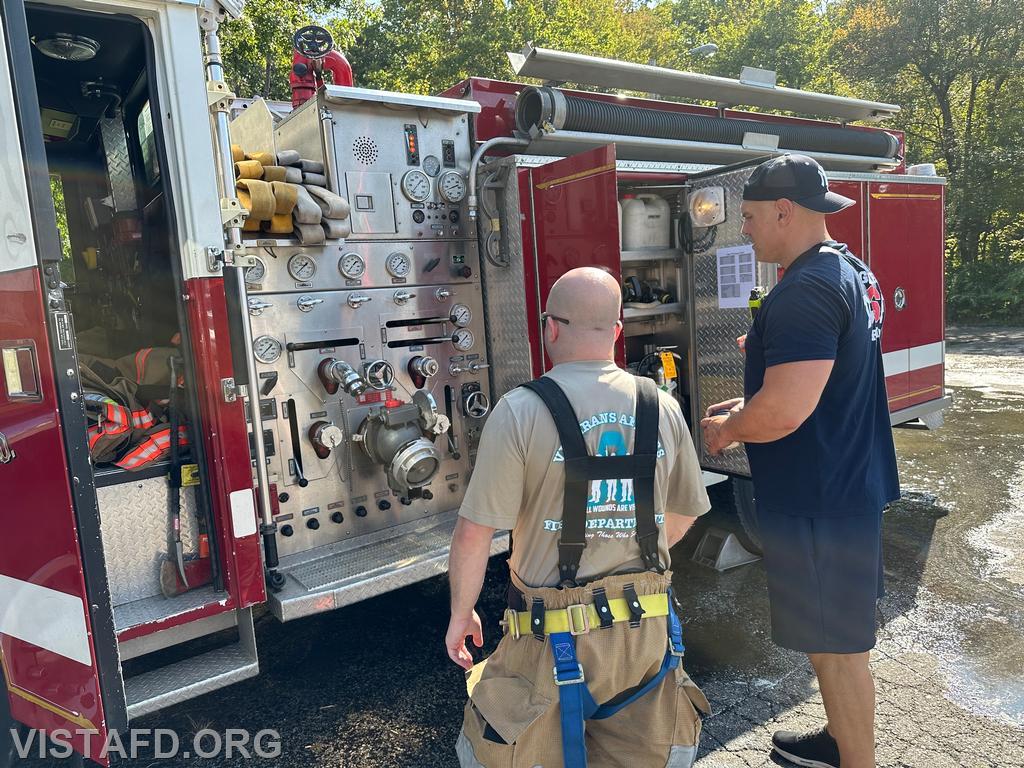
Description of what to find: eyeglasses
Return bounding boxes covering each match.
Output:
[541,312,571,326]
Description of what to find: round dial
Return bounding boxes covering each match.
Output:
[244,257,267,285]
[450,303,473,327]
[422,155,441,177]
[401,170,431,202]
[253,335,283,364]
[287,253,317,282]
[385,251,412,279]
[438,171,467,203]
[338,252,365,279]
[452,329,475,351]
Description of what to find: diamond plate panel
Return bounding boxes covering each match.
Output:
[113,587,222,633]
[96,476,200,605]
[687,166,778,475]
[99,117,138,213]
[478,157,535,400]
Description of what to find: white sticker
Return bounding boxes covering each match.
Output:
[716,244,757,310]
[229,489,258,539]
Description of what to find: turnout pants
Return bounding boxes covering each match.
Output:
[456,571,709,768]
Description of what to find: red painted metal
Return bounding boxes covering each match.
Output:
[185,277,266,612]
[442,78,905,165]
[825,180,867,259]
[290,50,354,108]
[115,598,236,643]
[866,181,946,409]
[526,145,624,374]
[0,267,110,763]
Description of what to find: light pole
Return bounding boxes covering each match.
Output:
[689,43,719,58]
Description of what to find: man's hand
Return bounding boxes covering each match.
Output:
[700,413,735,456]
[706,397,744,417]
[737,334,746,355]
[446,610,484,670]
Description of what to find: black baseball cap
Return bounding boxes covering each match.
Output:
[742,154,855,214]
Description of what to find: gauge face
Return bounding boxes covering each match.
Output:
[287,253,317,282]
[338,252,365,279]
[452,329,475,351]
[245,257,267,285]
[253,335,283,364]
[401,169,431,202]
[385,251,412,279]
[422,155,441,177]
[450,303,473,327]
[438,171,467,203]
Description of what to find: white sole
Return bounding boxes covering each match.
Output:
[771,745,839,768]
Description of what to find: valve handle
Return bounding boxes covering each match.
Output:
[293,25,334,60]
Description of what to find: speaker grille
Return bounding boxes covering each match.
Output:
[352,137,379,165]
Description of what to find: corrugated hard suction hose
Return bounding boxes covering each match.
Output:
[515,86,899,159]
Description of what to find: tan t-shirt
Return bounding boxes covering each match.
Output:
[459,360,711,587]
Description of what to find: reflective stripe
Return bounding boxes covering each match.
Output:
[883,341,944,377]
[135,347,153,383]
[0,574,92,667]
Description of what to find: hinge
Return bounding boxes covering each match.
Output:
[222,197,247,229]
[221,377,237,403]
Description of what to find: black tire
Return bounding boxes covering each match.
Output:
[731,477,763,555]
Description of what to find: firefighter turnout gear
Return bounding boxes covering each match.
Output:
[457,376,708,768]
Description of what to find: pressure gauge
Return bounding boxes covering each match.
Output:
[338,252,365,279]
[450,303,472,327]
[385,251,412,279]
[287,253,317,282]
[253,335,283,364]
[422,155,441,177]
[452,329,475,351]
[401,170,431,202]
[438,171,467,203]
[244,256,267,285]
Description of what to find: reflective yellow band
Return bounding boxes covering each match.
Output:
[504,592,670,638]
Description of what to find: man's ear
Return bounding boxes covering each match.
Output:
[613,320,623,342]
[775,198,795,225]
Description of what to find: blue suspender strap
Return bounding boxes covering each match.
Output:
[551,632,596,768]
[550,593,686,766]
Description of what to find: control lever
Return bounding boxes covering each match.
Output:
[449,360,489,376]
[443,384,460,459]
[435,288,453,302]
[286,398,309,487]
[297,295,325,312]
[393,290,416,305]
[248,298,273,316]
[348,294,372,308]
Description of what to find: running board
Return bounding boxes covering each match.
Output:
[269,510,510,622]
[124,608,258,720]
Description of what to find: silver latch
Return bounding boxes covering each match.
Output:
[297,295,325,312]
[393,290,416,305]
[221,377,237,403]
[348,294,372,309]
[435,288,453,302]
[248,297,273,316]
[0,431,16,464]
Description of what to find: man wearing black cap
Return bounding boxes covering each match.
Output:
[701,154,899,768]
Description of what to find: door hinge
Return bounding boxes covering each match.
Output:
[221,377,238,403]
[0,432,16,464]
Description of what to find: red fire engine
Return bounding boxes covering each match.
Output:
[0,0,947,763]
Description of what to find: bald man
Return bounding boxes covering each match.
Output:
[447,267,711,768]
[702,155,899,768]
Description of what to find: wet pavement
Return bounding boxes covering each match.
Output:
[22,328,1024,767]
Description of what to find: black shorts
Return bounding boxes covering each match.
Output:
[755,504,884,654]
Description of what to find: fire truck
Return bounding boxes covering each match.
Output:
[0,0,948,763]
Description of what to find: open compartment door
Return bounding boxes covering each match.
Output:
[0,2,126,762]
[683,160,777,477]
[527,144,623,373]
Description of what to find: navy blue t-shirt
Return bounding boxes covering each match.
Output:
[743,241,900,517]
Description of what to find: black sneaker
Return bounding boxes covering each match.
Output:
[771,726,840,768]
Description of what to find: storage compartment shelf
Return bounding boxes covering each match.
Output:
[621,248,681,263]
[623,302,683,320]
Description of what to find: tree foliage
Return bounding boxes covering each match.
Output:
[220,0,1024,322]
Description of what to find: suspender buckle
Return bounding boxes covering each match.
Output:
[501,608,521,640]
[553,663,586,686]
[565,603,591,636]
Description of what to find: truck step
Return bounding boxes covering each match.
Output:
[269,511,509,622]
[124,609,258,720]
